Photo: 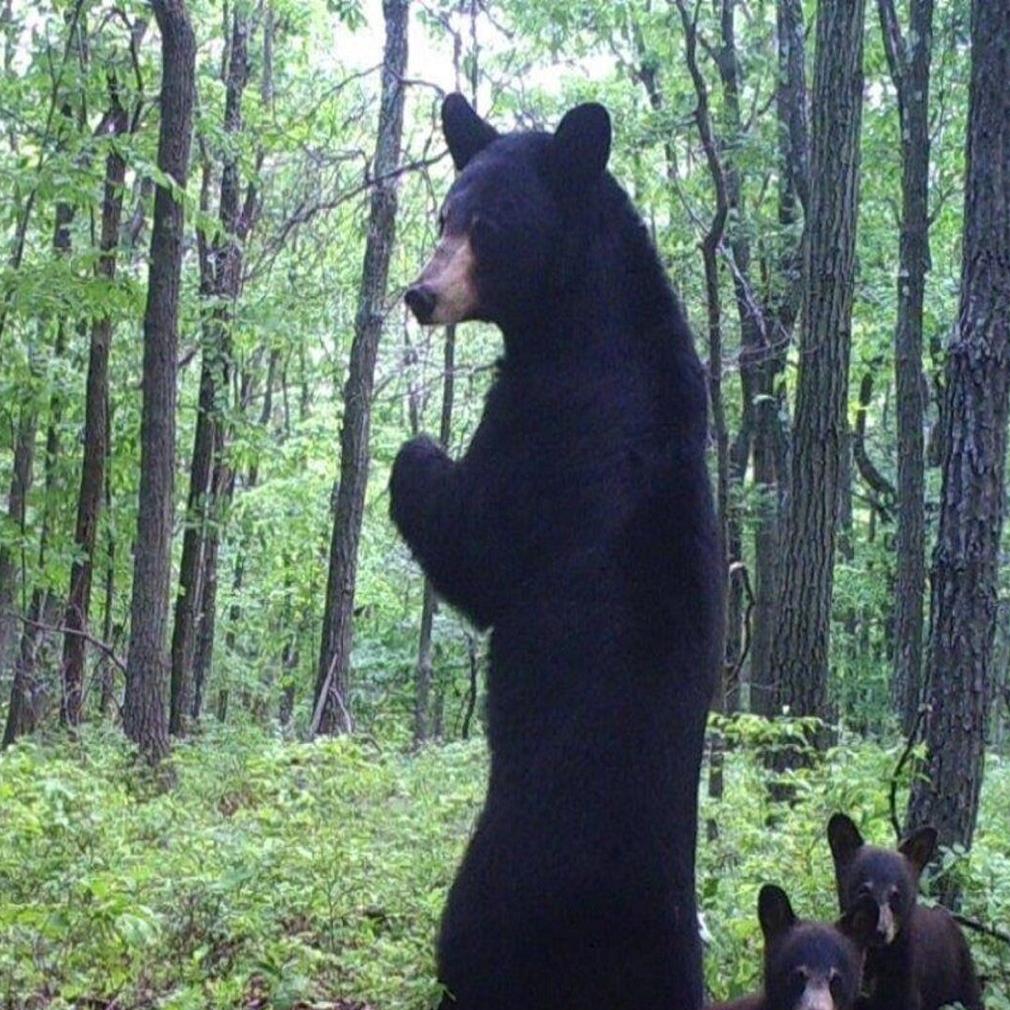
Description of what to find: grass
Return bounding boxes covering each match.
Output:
[0,719,1007,1009]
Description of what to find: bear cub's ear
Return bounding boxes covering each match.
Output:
[758,884,797,946]
[442,93,498,171]
[548,102,612,193]
[828,813,865,866]
[899,826,938,879]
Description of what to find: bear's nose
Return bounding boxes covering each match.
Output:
[405,284,437,324]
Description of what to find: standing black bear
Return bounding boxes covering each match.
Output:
[827,813,983,1010]
[391,94,722,1010]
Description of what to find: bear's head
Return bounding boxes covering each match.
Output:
[827,813,937,949]
[757,884,877,1010]
[405,94,611,330]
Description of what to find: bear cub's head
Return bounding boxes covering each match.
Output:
[827,813,938,949]
[757,884,877,1010]
[405,94,611,329]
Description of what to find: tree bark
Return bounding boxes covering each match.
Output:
[0,406,36,676]
[98,401,117,719]
[675,0,731,834]
[311,0,409,737]
[770,0,866,737]
[714,0,768,712]
[190,452,231,714]
[169,10,250,735]
[749,0,809,715]
[123,0,196,763]
[908,0,1010,853]
[878,0,935,736]
[60,92,129,727]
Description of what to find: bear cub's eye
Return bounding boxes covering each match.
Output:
[788,967,808,993]
[829,968,844,997]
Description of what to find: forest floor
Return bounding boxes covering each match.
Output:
[1,721,1007,1010]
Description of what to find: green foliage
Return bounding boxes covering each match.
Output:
[1,724,1007,1008]
[700,719,1010,1003]
[0,726,480,1008]
[1,0,1008,1006]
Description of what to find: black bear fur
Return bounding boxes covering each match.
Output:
[709,884,878,1010]
[827,813,983,1010]
[391,95,722,1010]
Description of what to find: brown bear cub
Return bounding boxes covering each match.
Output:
[710,884,878,1010]
[827,813,983,1010]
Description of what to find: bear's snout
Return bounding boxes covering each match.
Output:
[407,233,478,325]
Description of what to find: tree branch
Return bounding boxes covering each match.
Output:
[890,702,928,841]
[854,371,896,517]
[877,0,907,95]
[4,610,127,675]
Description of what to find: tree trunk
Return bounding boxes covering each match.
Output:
[414,325,455,746]
[190,452,231,714]
[676,1,730,835]
[279,637,298,730]
[98,403,117,720]
[311,0,409,737]
[2,319,67,748]
[770,0,865,738]
[908,0,1010,853]
[0,406,36,676]
[715,0,766,712]
[878,0,935,736]
[749,0,808,715]
[0,69,80,681]
[170,10,249,735]
[60,94,129,727]
[2,111,79,742]
[123,0,196,764]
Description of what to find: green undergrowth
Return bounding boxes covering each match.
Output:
[1,720,1008,1009]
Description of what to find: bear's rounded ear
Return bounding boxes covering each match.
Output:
[828,813,865,866]
[899,826,938,879]
[758,885,796,945]
[838,893,879,949]
[548,102,611,193]
[442,93,498,171]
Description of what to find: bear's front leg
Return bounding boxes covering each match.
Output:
[390,435,493,627]
[390,435,453,549]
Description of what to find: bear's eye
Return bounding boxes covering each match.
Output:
[788,967,808,993]
[888,887,901,909]
[857,882,873,897]
[469,215,501,257]
[829,968,844,997]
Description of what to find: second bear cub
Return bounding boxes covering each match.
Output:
[827,813,982,1010]
[710,884,878,1010]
